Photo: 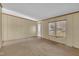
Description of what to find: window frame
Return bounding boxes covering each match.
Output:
[48,19,67,38]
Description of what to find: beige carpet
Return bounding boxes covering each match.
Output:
[0,36,79,56]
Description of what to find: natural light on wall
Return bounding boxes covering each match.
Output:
[48,20,67,38]
[37,22,41,37]
[31,25,36,34]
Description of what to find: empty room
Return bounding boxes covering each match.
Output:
[0,3,79,56]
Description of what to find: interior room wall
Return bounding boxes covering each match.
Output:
[2,13,37,45]
[40,12,79,48]
[0,4,2,48]
[72,12,79,48]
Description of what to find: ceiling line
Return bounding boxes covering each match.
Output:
[2,8,38,21]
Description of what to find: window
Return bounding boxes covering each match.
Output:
[56,20,66,38]
[48,20,67,38]
[48,22,56,36]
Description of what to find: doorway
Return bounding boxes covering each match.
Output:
[37,22,41,37]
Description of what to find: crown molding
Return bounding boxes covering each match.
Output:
[2,8,37,21]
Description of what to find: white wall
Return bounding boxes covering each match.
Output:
[72,13,79,48]
[2,13,37,42]
[0,5,2,48]
[40,12,79,48]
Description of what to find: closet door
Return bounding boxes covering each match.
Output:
[0,4,2,48]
